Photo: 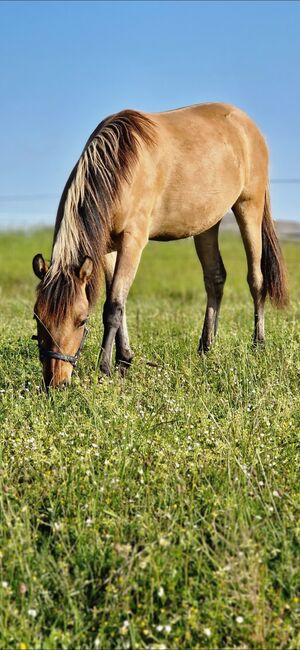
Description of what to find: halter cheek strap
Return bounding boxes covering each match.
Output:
[32,324,88,368]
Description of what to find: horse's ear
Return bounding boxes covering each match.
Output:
[32,254,48,279]
[79,256,93,284]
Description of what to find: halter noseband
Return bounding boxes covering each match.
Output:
[32,323,89,368]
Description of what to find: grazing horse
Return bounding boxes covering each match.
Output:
[32,103,288,388]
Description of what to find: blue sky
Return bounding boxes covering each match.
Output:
[1,0,300,227]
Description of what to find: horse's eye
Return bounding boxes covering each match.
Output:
[78,318,87,328]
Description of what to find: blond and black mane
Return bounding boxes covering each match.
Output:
[37,110,155,323]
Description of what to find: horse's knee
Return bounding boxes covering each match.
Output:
[204,265,227,301]
[216,265,227,298]
[103,300,123,329]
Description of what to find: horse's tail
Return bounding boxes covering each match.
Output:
[261,186,289,308]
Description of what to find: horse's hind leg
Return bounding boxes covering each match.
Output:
[194,221,227,354]
[232,197,265,344]
[102,252,134,374]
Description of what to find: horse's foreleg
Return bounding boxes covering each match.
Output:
[99,232,146,377]
[233,198,265,344]
[194,222,226,354]
[102,252,134,374]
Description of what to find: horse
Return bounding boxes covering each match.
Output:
[32,103,288,389]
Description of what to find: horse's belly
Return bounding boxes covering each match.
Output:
[149,188,240,240]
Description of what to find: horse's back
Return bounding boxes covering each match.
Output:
[149,102,268,167]
[115,103,269,240]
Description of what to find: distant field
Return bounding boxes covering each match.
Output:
[0,229,299,649]
[220,213,300,241]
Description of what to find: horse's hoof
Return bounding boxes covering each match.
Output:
[115,356,133,378]
[198,339,210,355]
[99,363,112,379]
[253,338,265,349]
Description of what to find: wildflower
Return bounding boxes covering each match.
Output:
[1,581,8,589]
[158,586,165,598]
[115,543,131,557]
[156,624,163,632]
[159,537,170,547]
[165,624,171,633]
[86,518,93,527]
[19,644,28,650]
[19,583,28,595]
[28,608,37,618]
[236,615,244,624]
[203,628,211,637]
[119,620,129,635]
[94,639,100,649]
[272,490,280,498]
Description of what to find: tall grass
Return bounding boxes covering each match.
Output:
[0,229,299,649]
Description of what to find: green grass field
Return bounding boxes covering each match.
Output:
[0,229,299,649]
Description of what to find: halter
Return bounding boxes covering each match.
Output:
[32,323,89,368]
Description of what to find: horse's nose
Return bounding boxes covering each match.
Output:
[43,359,72,389]
[49,376,71,389]
[44,377,71,391]
[58,379,70,389]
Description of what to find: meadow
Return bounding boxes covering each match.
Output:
[0,228,299,649]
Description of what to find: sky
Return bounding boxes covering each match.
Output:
[1,0,300,228]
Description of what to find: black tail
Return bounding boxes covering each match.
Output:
[261,187,289,308]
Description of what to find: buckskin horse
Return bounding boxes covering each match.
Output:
[32,103,288,388]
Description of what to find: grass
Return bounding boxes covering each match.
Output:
[0,228,299,649]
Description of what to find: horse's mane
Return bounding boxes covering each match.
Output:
[37,110,155,324]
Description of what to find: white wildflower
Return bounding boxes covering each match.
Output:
[119,620,129,635]
[28,608,38,618]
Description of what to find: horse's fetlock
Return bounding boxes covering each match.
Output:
[219,268,227,285]
[116,348,134,364]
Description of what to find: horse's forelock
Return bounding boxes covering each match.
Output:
[36,269,79,326]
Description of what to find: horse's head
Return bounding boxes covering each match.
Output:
[32,253,93,389]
